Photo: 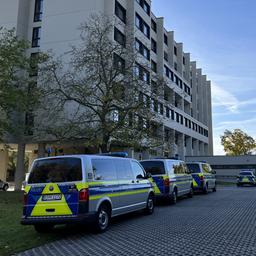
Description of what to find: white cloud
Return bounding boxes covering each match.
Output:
[211,83,240,113]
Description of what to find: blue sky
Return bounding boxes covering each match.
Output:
[152,0,256,155]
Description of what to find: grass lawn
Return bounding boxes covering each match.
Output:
[0,191,75,256]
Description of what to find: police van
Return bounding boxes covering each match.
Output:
[237,170,256,186]
[186,162,216,193]
[21,155,155,232]
[140,159,193,204]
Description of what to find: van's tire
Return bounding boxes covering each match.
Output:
[144,194,154,215]
[94,204,111,233]
[170,189,177,204]
[188,185,194,198]
[212,183,217,192]
[34,224,54,233]
[3,185,8,191]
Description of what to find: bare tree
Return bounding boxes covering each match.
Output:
[38,15,165,153]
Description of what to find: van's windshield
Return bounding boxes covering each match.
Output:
[28,157,82,184]
[140,161,165,175]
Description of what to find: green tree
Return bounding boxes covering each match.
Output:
[220,129,256,156]
[0,27,46,189]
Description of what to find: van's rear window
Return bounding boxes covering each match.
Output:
[28,158,82,184]
[140,161,165,175]
[187,164,201,173]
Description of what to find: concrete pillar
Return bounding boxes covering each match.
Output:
[38,143,46,158]
[193,140,199,156]
[177,133,185,160]
[169,129,176,157]
[0,150,9,181]
[204,144,209,156]
[186,137,193,156]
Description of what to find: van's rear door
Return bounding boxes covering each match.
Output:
[25,157,83,217]
[140,161,167,195]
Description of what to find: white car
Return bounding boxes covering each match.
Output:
[0,179,9,191]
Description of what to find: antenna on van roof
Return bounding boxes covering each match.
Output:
[97,152,129,158]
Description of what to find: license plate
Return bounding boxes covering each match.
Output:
[42,194,62,201]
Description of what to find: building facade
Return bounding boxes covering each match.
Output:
[0,0,213,180]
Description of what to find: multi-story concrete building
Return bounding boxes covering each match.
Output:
[0,0,213,181]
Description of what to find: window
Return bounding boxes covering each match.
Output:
[174,46,177,55]
[135,13,150,38]
[164,34,168,45]
[114,27,126,47]
[28,158,82,184]
[140,161,165,175]
[135,38,150,60]
[159,103,164,115]
[166,107,170,118]
[151,80,157,94]
[183,56,186,65]
[151,19,157,32]
[174,62,177,71]
[131,161,145,179]
[136,0,150,15]
[34,0,43,22]
[115,159,134,180]
[92,159,117,181]
[176,112,180,123]
[113,53,125,73]
[171,109,174,120]
[164,65,169,77]
[151,60,157,73]
[115,1,126,23]
[164,51,168,61]
[202,164,212,174]
[173,163,185,174]
[32,27,41,47]
[135,63,150,84]
[180,116,183,125]
[153,100,158,112]
[151,39,157,54]
[187,164,201,174]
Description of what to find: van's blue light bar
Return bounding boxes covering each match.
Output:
[98,152,129,158]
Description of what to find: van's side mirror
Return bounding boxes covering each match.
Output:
[211,170,216,174]
[146,173,152,179]
[136,174,144,180]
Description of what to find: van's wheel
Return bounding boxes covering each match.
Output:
[3,185,8,191]
[170,189,177,204]
[188,186,194,198]
[144,194,154,215]
[213,183,217,192]
[34,224,54,233]
[94,204,111,233]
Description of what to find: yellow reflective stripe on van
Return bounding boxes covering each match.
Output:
[24,185,31,194]
[31,183,72,217]
[90,189,149,200]
[149,178,161,195]
[193,179,198,187]
[76,182,89,191]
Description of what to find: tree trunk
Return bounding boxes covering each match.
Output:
[100,143,109,153]
[14,143,26,191]
[38,143,46,158]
